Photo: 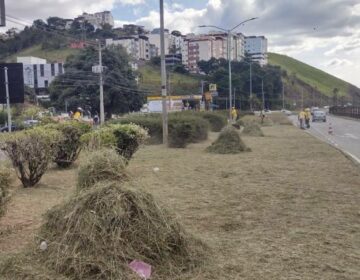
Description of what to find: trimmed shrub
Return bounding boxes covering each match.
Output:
[0,167,12,217]
[35,182,207,279]
[45,122,91,168]
[242,122,264,137]
[201,112,227,132]
[168,115,209,148]
[0,127,62,188]
[114,114,162,144]
[77,149,128,191]
[81,124,148,161]
[207,126,249,154]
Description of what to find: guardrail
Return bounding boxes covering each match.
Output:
[330,106,360,119]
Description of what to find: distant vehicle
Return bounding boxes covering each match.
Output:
[312,110,326,122]
[23,119,39,127]
[0,125,22,132]
[281,109,292,115]
[311,107,320,115]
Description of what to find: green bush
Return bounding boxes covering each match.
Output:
[207,126,249,154]
[113,114,163,144]
[0,127,62,188]
[168,115,209,148]
[0,167,12,217]
[77,149,128,191]
[45,122,91,168]
[201,112,227,132]
[81,123,148,162]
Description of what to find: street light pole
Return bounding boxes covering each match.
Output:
[98,40,105,125]
[160,0,168,145]
[4,67,12,132]
[227,31,232,120]
[262,79,265,110]
[249,62,253,111]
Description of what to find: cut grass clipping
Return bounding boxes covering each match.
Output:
[207,126,250,154]
[242,122,264,137]
[33,182,207,279]
[77,148,128,191]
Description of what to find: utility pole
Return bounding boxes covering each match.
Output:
[262,79,265,110]
[301,89,304,109]
[227,31,232,119]
[282,81,285,109]
[233,87,236,109]
[160,0,168,145]
[249,62,253,111]
[98,40,105,125]
[4,67,11,132]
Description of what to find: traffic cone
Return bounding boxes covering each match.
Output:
[328,122,333,135]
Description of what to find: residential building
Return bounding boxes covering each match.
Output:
[17,56,64,91]
[78,11,114,29]
[105,35,151,61]
[69,41,87,49]
[148,29,170,55]
[149,44,158,58]
[165,54,182,66]
[181,33,245,72]
[244,36,268,66]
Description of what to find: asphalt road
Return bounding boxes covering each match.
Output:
[290,114,360,163]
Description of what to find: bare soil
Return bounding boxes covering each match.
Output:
[1,123,359,279]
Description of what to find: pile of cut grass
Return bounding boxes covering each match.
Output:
[207,126,249,154]
[32,181,207,279]
[77,148,128,191]
[242,122,264,137]
[0,167,12,217]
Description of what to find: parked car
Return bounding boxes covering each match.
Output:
[311,107,320,115]
[0,125,22,132]
[312,110,326,122]
[281,109,292,115]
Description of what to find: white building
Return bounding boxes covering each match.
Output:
[244,36,268,66]
[17,56,64,90]
[182,33,245,72]
[105,35,151,61]
[148,29,171,55]
[80,11,114,29]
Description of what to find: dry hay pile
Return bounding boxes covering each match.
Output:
[242,122,264,137]
[77,148,128,191]
[29,182,207,279]
[207,126,250,154]
[0,167,12,217]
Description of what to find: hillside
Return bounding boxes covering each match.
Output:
[268,53,353,97]
[138,64,201,96]
[4,45,80,63]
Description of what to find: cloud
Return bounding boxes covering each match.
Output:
[325,58,353,67]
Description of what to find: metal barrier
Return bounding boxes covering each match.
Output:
[330,106,360,119]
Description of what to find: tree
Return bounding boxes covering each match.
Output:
[49,46,145,117]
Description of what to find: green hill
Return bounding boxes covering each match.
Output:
[4,45,80,63]
[268,53,354,97]
[138,64,201,96]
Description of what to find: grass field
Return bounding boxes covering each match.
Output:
[4,45,80,63]
[268,52,351,97]
[138,64,201,96]
[1,119,359,279]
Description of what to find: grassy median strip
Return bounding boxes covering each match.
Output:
[1,123,359,279]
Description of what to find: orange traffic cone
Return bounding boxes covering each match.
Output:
[328,122,333,135]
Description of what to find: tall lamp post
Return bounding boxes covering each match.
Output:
[199,17,258,120]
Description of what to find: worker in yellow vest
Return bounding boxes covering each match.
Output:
[298,109,306,129]
[231,107,238,122]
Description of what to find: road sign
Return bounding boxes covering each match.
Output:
[0,0,5,27]
[92,65,106,74]
[211,91,219,97]
[209,84,217,92]
[0,63,25,104]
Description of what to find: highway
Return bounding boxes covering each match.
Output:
[290,114,360,163]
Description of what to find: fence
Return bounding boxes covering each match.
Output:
[330,106,360,119]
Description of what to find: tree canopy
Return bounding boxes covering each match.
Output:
[49,46,145,117]
[198,58,283,110]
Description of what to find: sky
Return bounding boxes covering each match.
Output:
[2,0,360,88]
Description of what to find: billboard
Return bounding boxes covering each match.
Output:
[0,0,5,27]
[0,63,25,104]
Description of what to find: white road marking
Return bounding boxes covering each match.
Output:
[343,133,359,140]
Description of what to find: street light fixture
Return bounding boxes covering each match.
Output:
[199,17,258,120]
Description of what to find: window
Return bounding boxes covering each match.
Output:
[51,63,55,76]
[44,80,49,88]
[40,64,44,77]
[58,63,63,74]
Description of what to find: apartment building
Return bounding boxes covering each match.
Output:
[105,35,151,61]
[78,11,114,29]
[17,56,64,91]
[182,33,245,72]
[244,36,268,66]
